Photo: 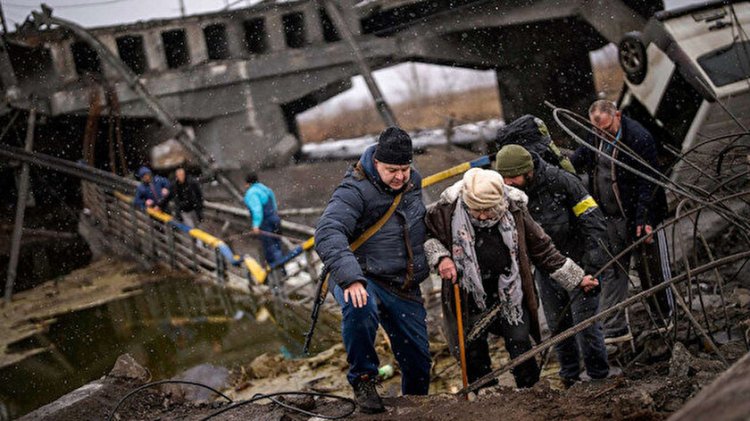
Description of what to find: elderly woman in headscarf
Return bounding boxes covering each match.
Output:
[424,168,598,388]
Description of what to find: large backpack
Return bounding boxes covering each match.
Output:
[490,114,576,174]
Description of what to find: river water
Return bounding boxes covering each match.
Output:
[0,276,339,418]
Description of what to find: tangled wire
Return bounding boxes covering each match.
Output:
[105,380,356,421]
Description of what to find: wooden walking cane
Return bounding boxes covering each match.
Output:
[453,280,469,391]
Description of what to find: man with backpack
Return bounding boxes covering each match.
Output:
[495,145,614,385]
[491,114,575,174]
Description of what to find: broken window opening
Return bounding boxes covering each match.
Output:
[71,41,102,76]
[161,29,191,69]
[204,23,230,61]
[318,8,340,43]
[282,12,306,49]
[116,35,148,75]
[243,18,268,54]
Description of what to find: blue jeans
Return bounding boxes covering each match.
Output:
[536,270,609,380]
[260,216,283,267]
[333,280,431,395]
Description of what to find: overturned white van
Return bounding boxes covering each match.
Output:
[617,0,749,197]
[615,0,749,258]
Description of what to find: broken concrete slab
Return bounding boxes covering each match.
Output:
[668,351,750,421]
[109,353,151,383]
[164,363,231,402]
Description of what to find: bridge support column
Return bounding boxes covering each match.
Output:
[496,48,596,138]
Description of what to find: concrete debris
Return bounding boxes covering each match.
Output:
[276,394,315,411]
[107,353,151,383]
[669,343,695,378]
[165,364,231,402]
[669,342,725,382]
[690,294,723,311]
[151,138,191,170]
[249,353,288,379]
[730,288,750,308]
[304,343,346,369]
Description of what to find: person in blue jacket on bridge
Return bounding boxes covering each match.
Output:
[134,166,171,211]
[244,172,283,268]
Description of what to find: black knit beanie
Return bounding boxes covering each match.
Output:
[374,127,413,165]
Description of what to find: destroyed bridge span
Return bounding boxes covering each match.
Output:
[0,0,657,170]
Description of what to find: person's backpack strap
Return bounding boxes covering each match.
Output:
[350,192,403,251]
[315,192,403,300]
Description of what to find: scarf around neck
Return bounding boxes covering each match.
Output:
[451,198,524,325]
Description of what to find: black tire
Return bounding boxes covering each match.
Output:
[619,31,647,85]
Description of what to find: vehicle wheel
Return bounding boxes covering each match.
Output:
[619,32,647,85]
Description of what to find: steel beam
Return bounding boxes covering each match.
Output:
[5,109,35,303]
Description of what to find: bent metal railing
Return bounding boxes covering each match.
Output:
[81,181,319,295]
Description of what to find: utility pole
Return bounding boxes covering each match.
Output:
[322,0,398,128]
[178,0,186,17]
[5,109,36,303]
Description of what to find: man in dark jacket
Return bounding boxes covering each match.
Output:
[315,127,430,413]
[424,168,599,388]
[572,100,673,343]
[495,145,611,385]
[134,166,170,211]
[172,167,204,227]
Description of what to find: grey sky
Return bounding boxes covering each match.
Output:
[1,0,257,27]
[1,0,703,28]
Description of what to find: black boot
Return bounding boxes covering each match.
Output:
[353,375,384,414]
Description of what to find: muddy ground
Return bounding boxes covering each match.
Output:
[32,313,749,421]
[17,219,750,420]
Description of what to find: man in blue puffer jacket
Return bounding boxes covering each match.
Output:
[315,127,430,414]
[133,166,171,211]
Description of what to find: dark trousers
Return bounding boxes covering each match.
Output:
[259,216,284,267]
[536,270,609,380]
[333,280,431,395]
[466,303,539,388]
[600,216,674,336]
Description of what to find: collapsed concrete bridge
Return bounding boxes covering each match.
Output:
[0,0,659,170]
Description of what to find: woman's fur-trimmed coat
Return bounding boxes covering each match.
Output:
[424,182,585,355]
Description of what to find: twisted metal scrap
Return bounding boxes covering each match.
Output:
[459,106,750,395]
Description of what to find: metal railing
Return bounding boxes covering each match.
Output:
[80,181,321,296]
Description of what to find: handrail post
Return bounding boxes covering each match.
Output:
[215,248,226,284]
[190,235,199,272]
[130,207,139,252]
[148,217,157,258]
[102,188,111,232]
[167,226,176,269]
